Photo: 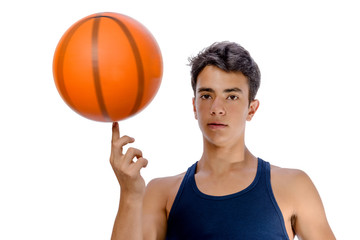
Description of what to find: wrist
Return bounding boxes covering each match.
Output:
[120,189,144,206]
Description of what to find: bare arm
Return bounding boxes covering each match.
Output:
[110,122,148,240]
[112,194,144,240]
[109,122,169,240]
[142,178,170,240]
[293,170,336,240]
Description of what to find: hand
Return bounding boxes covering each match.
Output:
[110,122,148,197]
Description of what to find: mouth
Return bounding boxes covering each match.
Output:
[207,122,228,129]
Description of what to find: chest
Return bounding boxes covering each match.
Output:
[194,169,256,196]
[166,169,290,239]
[167,191,289,239]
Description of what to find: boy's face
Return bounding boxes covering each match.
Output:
[192,65,259,147]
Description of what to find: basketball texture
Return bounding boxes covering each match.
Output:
[53,12,163,122]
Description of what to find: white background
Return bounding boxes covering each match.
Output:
[1,0,359,239]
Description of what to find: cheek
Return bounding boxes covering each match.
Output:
[195,104,210,123]
[231,104,250,120]
[195,101,207,114]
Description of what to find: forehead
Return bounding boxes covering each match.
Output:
[196,65,249,91]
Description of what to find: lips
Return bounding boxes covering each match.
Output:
[207,122,228,129]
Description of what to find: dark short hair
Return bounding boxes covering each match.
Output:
[189,41,261,103]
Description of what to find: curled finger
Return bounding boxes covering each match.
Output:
[123,147,143,164]
[133,157,148,172]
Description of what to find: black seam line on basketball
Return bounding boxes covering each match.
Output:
[56,17,92,112]
[92,16,111,121]
[98,15,145,116]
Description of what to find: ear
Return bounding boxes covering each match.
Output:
[246,99,260,121]
[192,97,198,120]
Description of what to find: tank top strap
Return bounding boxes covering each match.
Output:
[259,158,275,196]
[261,158,273,192]
[262,158,289,238]
[167,162,197,225]
[258,158,266,180]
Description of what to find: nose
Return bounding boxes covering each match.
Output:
[210,97,226,116]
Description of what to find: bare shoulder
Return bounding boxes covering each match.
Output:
[270,164,322,206]
[144,172,186,215]
[146,172,185,195]
[270,164,315,194]
[270,164,335,239]
[142,172,186,240]
[269,164,315,217]
[270,164,309,179]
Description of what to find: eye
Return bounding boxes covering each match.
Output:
[200,94,211,100]
[227,95,239,100]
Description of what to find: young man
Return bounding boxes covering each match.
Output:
[109,42,335,239]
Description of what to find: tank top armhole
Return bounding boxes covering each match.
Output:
[167,162,197,226]
[264,161,291,240]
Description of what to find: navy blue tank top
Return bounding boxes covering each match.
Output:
[166,158,290,240]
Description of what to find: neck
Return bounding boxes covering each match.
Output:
[198,137,257,174]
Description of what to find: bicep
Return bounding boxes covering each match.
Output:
[142,179,168,240]
[293,171,335,240]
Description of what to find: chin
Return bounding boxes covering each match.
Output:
[203,132,244,148]
[203,135,230,147]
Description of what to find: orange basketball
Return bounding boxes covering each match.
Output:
[53,12,163,122]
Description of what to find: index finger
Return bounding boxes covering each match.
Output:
[112,122,120,143]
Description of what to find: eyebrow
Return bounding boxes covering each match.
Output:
[197,87,243,94]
